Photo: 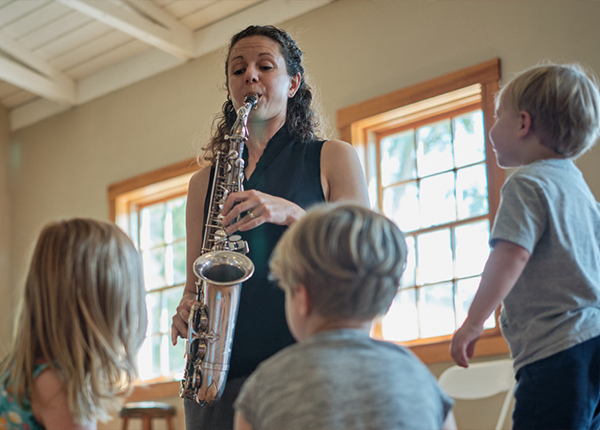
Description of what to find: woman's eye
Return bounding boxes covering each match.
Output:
[260,65,273,71]
[232,68,244,76]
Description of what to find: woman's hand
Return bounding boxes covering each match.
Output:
[171,294,200,345]
[220,189,305,235]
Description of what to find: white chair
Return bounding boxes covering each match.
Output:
[438,359,515,430]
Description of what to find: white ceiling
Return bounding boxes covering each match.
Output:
[0,0,334,131]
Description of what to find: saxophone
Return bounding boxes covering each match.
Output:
[180,93,258,404]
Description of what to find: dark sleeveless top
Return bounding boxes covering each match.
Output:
[203,124,325,379]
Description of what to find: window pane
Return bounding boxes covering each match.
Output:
[420,172,456,228]
[146,291,161,336]
[453,111,485,168]
[456,163,488,219]
[417,229,453,284]
[455,221,490,278]
[140,203,165,250]
[381,288,419,342]
[381,130,417,186]
[165,286,185,330]
[172,240,186,286]
[419,282,455,338]
[384,182,419,232]
[400,236,416,288]
[456,277,496,329]
[169,339,186,379]
[142,248,166,290]
[137,335,161,380]
[417,119,453,177]
[170,196,186,240]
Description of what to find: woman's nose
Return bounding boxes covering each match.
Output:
[245,66,259,83]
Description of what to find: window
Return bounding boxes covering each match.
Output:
[337,59,509,362]
[108,158,201,392]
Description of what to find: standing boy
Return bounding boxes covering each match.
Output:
[234,202,455,430]
[451,63,600,430]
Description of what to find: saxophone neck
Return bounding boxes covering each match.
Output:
[226,93,259,143]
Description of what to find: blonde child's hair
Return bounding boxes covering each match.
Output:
[269,203,407,320]
[496,62,600,158]
[0,218,147,424]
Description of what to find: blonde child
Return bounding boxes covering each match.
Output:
[0,218,147,429]
[451,63,600,429]
[233,203,455,430]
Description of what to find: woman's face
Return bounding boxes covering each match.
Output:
[227,36,300,124]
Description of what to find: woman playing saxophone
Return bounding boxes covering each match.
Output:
[170,25,369,430]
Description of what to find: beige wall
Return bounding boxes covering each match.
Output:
[0,105,10,355]
[4,1,600,429]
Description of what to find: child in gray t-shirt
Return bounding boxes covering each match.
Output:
[451,63,600,430]
[233,203,456,430]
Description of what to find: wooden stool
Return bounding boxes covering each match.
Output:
[120,401,176,430]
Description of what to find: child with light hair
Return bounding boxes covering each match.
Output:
[0,218,147,429]
[451,62,600,429]
[233,202,455,430]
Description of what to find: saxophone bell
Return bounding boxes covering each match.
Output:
[188,251,254,404]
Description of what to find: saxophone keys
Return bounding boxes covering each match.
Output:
[200,307,209,331]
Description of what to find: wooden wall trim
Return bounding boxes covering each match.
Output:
[337,58,500,130]
[108,157,200,200]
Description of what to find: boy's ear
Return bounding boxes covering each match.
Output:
[518,111,533,138]
[295,284,312,317]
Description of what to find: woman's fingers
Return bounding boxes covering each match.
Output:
[171,299,199,345]
[225,210,264,235]
[221,191,258,221]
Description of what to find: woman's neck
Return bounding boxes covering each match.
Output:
[244,117,286,174]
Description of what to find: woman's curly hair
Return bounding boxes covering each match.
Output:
[203,25,322,162]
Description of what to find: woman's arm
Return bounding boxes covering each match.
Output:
[171,167,210,345]
[32,369,96,430]
[220,139,370,233]
[320,139,370,206]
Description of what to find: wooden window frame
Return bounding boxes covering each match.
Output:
[108,158,203,401]
[337,58,509,364]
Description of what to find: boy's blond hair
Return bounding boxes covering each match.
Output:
[0,219,147,424]
[269,203,407,320]
[497,62,600,158]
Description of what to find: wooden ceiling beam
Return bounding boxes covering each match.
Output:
[0,54,76,105]
[57,0,194,60]
[193,0,335,58]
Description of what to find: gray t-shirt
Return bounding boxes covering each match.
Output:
[234,328,453,430]
[491,159,600,372]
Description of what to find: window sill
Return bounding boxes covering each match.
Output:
[127,380,181,402]
[125,335,508,402]
[404,332,509,364]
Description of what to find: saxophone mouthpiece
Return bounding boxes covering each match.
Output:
[244,92,259,108]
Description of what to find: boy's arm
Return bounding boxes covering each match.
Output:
[450,240,530,367]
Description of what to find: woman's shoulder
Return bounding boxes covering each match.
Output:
[320,139,361,164]
[320,139,369,205]
[188,165,212,197]
[190,164,211,184]
[321,138,354,150]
